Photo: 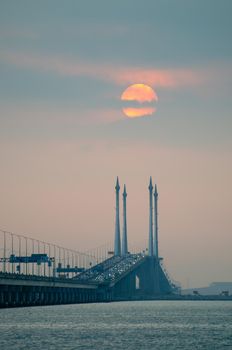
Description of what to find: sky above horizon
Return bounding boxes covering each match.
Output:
[0,0,232,288]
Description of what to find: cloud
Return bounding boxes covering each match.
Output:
[0,29,38,39]
[0,50,205,89]
[115,67,203,88]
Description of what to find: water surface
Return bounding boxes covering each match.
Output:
[0,301,232,349]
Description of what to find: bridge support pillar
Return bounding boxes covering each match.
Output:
[0,290,4,305]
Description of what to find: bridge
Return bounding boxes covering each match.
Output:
[0,178,179,307]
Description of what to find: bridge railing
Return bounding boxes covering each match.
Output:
[0,229,98,279]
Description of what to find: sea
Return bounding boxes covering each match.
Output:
[0,301,232,350]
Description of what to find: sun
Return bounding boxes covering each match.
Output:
[121,84,158,118]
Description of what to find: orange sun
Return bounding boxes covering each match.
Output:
[121,84,158,118]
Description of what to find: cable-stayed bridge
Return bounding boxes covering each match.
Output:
[0,178,179,307]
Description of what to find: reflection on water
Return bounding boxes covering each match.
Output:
[0,301,232,349]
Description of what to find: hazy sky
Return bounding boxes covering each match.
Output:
[0,1,232,288]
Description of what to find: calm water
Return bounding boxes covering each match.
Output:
[0,301,232,350]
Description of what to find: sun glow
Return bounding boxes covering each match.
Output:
[121,84,158,103]
[121,84,157,118]
[122,107,156,118]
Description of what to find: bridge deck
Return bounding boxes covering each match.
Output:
[0,272,97,289]
[75,253,146,285]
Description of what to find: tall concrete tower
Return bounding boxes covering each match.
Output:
[114,177,121,256]
[154,184,159,259]
[122,185,128,256]
[148,177,154,256]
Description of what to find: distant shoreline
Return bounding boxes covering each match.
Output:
[113,295,232,302]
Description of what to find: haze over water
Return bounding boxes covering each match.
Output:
[1,1,232,289]
[0,301,232,349]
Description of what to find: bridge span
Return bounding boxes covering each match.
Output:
[0,253,177,307]
[0,178,179,307]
